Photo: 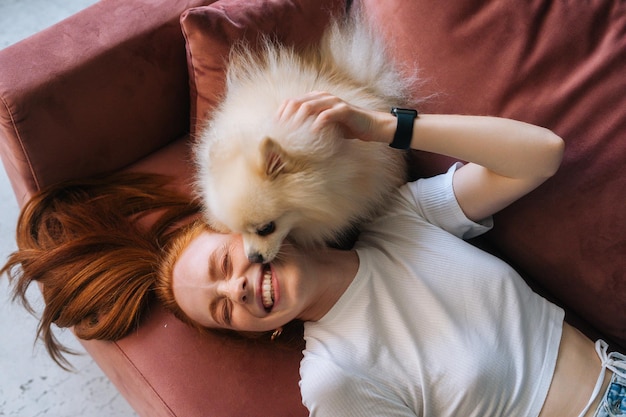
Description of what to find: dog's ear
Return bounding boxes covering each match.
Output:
[260,137,290,179]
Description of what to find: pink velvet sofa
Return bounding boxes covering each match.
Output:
[1,0,625,416]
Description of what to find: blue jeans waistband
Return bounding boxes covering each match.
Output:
[593,372,626,417]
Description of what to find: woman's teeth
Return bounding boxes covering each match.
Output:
[262,267,274,310]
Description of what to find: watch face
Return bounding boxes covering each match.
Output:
[391,107,418,117]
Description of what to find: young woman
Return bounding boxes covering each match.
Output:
[3,92,625,416]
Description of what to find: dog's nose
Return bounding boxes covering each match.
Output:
[248,253,265,264]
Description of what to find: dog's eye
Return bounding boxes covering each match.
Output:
[257,222,276,237]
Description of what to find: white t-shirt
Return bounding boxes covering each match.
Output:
[300,165,564,417]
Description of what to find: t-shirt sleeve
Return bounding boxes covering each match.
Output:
[404,163,493,239]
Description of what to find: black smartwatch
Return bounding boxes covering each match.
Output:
[389,107,418,150]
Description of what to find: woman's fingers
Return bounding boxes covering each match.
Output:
[276,92,342,125]
[275,92,378,141]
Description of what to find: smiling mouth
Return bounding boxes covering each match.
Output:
[262,265,275,312]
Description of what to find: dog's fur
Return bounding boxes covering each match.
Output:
[194,14,415,263]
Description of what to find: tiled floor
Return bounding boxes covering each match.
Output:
[0,1,138,416]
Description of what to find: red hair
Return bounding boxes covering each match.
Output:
[1,173,200,369]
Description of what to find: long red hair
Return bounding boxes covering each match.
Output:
[1,173,200,369]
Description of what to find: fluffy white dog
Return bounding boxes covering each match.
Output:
[195,14,415,263]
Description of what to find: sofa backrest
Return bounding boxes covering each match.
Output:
[0,0,216,205]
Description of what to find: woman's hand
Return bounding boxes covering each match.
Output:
[275,91,395,143]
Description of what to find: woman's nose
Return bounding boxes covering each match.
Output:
[218,276,248,304]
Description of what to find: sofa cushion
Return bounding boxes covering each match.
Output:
[180,0,345,134]
[360,0,626,347]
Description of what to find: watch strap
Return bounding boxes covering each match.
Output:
[389,107,418,150]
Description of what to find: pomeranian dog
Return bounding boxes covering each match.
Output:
[194,14,416,263]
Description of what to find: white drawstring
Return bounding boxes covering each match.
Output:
[576,340,626,417]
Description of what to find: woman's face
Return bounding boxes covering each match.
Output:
[171,230,313,333]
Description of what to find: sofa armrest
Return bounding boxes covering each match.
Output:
[0,0,216,205]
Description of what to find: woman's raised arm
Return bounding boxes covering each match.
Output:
[277,91,565,221]
[400,113,564,221]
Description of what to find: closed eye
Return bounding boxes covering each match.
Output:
[221,298,232,326]
[221,247,230,277]
[218,242,234,280]
[256,222,276,237]
[210,297,232,327]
